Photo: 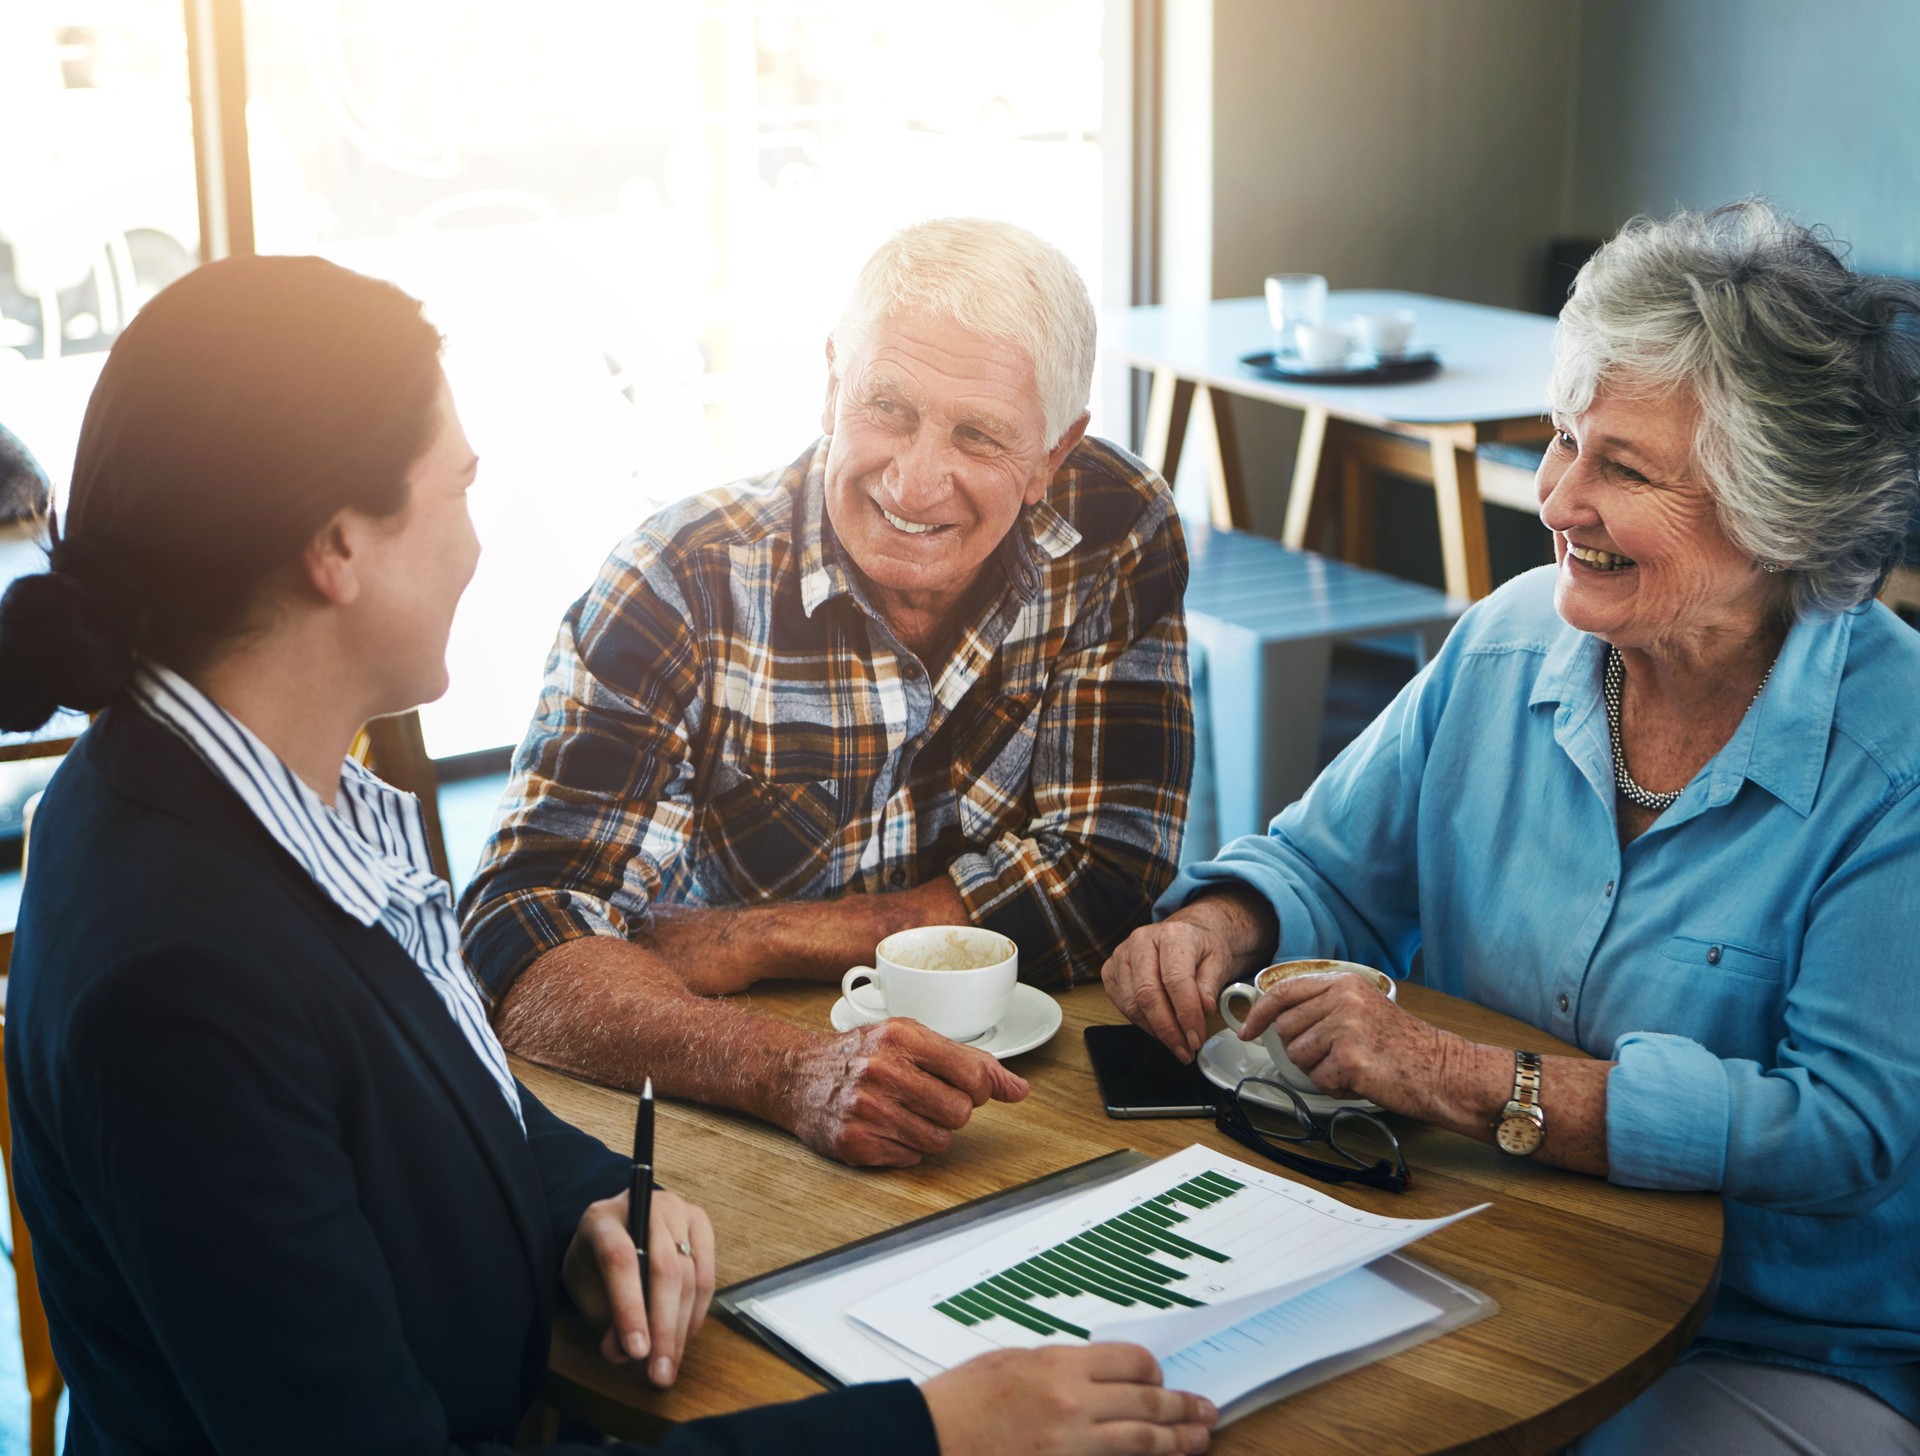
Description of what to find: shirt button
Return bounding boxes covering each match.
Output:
[1604,881,1615,897]
[1707,945,1723,965]
[887,868,908,888]
[1557,993,1570,1012]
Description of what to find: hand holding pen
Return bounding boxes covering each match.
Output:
[560,1075,719,1387]
[629,1076,655,1319]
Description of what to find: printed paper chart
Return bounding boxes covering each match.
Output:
[847,1144,1482,1368]
[927,1166,1236,1339]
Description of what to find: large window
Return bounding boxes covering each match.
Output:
[241,0,1110,758]
[0,3,1114,764]
[0,2,202,841]
[0,1,200,491]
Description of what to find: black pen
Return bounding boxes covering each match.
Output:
[629,1076,653,1319]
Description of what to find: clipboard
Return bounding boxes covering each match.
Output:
[1211,1254,1496,1425]
[714,1149,1154,1390]
[715,1147,1497,1422]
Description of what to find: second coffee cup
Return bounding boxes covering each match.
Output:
[841,926,1018,1042]
[1217,959,1397,1093]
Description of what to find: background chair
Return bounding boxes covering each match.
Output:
[353,709,451,881]
[0,1017,62,1456]
[0,729,74,1456]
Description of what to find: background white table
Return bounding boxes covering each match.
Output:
[1103,291,1559,597]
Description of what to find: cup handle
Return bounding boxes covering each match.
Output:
[1218,982,1257,1036]
[841,966,886,1016]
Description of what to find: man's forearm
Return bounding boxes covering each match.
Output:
[495,936,820,1121]
[641,876,970,993]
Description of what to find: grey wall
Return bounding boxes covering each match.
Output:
[1573,0,1920,276]
[1158,0,1920,573]
[1210,0,1578,310]
[1182,0,1576,549]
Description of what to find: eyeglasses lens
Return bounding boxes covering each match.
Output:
[1237,1092,1314,1144]
[1328,1108,1400,1169]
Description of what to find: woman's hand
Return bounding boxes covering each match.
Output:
[1233,972,1449,1112]
[1101,891,1277,1061]
[921,1344,1215,1455]
[563,1189,716,1388]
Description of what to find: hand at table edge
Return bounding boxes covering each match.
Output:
[921,1344,1216,1456]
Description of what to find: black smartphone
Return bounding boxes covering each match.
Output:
[1084,1024,1219,1119]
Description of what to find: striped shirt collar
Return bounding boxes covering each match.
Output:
[127,662,444,931]
[128,662,527,1133]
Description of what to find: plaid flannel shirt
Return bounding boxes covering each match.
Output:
[459,434,1192,994]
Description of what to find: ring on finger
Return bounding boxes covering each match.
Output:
[675,1239,693,1257]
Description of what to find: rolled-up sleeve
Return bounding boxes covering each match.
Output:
[458,543,704,1002]
[949,510,1194,986]
[1607,787,1920,1214]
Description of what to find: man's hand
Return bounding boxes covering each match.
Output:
[562,1189,717,1389]
[922,1344,1215,1456]
[638,878,972,994]
[781,1018,1029,1167]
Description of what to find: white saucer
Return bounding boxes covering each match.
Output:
[828,983,1064,1060]
[1197,1029,1381,1115]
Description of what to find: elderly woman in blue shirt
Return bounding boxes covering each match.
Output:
[1103,200,1920,1456]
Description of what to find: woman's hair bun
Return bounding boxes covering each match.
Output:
[0,566,140,733]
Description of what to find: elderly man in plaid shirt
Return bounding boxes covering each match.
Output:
[460,219,1192,1167]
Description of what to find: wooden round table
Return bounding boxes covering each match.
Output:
[519,980,1722,1454]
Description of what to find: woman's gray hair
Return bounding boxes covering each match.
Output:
[831,218,1096,449]
[1551,199,1920,614]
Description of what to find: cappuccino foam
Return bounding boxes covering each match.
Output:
[891,931,1009,972]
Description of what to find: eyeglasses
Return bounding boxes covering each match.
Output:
[1214,1076,1411,1194]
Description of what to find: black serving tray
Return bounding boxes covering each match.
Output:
[1240,348,1441,384]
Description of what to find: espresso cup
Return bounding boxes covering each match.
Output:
[1353,307,1416,357]
[1292,321,1354,370]
[841,926,1018,1042]
[1217,959,1397,1093]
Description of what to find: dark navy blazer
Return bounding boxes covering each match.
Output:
[5,703,935,1455]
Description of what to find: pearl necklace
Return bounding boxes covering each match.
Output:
[1604,644,1776,812]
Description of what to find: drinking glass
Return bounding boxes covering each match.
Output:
[1264,273,1328,349]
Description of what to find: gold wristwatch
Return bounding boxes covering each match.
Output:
[1495,1050,1546,1156]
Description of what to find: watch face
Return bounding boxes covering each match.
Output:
[1497,1112,1545,1156]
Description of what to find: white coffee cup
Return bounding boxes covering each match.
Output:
[1292,321,1354,370]
[841,926,1018,1042]
[1217,959,1397,1093]
[1353,307,1417,358]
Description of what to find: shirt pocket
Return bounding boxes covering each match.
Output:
[1661,935,1787,984]
[952,691,1043,839]
[702,763,845,899]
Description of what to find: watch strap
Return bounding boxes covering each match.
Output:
[1494,1049,1547,1156]
[1512,1049,1543,1108]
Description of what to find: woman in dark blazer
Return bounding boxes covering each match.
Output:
[0,257,1215,1456]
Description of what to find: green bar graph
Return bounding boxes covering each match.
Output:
[933,1174,1241,1339]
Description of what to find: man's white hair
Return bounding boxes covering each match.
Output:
[831,218,1097,448]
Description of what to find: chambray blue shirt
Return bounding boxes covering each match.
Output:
[1163,566,1920,1420]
